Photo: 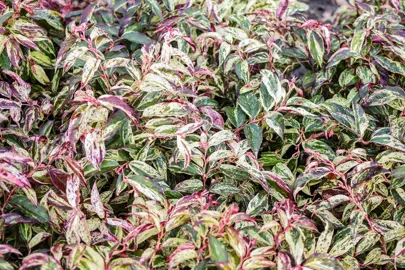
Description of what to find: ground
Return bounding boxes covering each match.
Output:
[302,0,349,22]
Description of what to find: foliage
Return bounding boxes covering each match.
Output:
[1,0,405,269]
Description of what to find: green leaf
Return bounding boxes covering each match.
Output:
[82,57,101,86]
[308,31,325,66]
[352,103,368,138]
[235,60,249,84]
[326,48,358,69]
[168,245,198,269]
[304,254,344,270]
[238,93,260,119]
[383,226,405,243]
[210,183,240,195]
[219,42,231,66]
[220,164,250,180]
[122,31,153,45]
[84,159,120,176]
[338,68,358,87]
[367,87,405,106]
[322,103,355,129]
[304,139,335,161]
[285,228,304,265]
[30,9,64,31]
[143,102,188,117]
[355,231,380,255]
[174,179,203,193]
[0,8,13,25]
[208,150,234,162]
[208,235,229,263]
[32,64,50,85]
[393,166,405,183]
[0,259,14,270]
[294,167,330,198]
[371,132,405,152]
[244,123,262,157]
[375,55,405,75]
[30,51,54,67]
[225,106,246,128]
[260,70,285,110]
[125,175,166,205]
[247,192,268,216]
[265,111,284,140]
[350,29,367,53]
[9,195,49,223]
[145,0,163,20]
[315,223,333,253]
[356,66,375,84]
[329,232,356,257]
[363,248,382,265]
[129,160,162,178]
[208,130,236,147]
[28,232,51,249]
[392,188,405,207]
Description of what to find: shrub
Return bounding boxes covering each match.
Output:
[1,0,405,269]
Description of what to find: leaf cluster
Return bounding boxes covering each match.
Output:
[1,0,405,269]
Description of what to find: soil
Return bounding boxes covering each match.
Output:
[301,0,349,22]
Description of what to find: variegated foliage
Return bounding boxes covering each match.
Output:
[1,0,405,269]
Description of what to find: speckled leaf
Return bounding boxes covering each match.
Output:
[375,55,405,75]
[308,31,325,66]
[351,30,367,53]
[238,93,260,119]
[244,123,262,157]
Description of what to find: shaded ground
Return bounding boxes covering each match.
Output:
[302,0,349,22]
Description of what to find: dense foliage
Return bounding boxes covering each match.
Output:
[2,0,405,269]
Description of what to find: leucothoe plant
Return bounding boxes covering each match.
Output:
[1,0,405,269]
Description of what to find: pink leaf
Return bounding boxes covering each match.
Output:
[24,107,35,132]
[199,106,224,128]
[67,115,81,152]
[98,95,139,125]
[63,156,86,184]
[176,122,203,136]
[6,39,22,68]
[48,168,69,192]
[91,183,105,219]
[0,244,22,255]
[0,163,31,188]
[4,70,31,102]
[123,223,154,244]
[1,213,37,225]
[0,81,12,98]
[21,254,62,270]
[80,4,96,24]
[321,26,331,55]
[84,129,105,170]
[177,136,191,169]
[277,251,292,269]
[276,0,289,19]
[391,0,400,11]
[66,175,80,208]
[230,213,257,226]
[14,34,38,50]
[65,212,80,244]
[55,36,77,68]
[293,217,318,232]
[9,107,21,124]
[0,150,33,166]
[0,98,21,109]
[263,171,292,198]
[107,218,135,231]
[168,243,196,269]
